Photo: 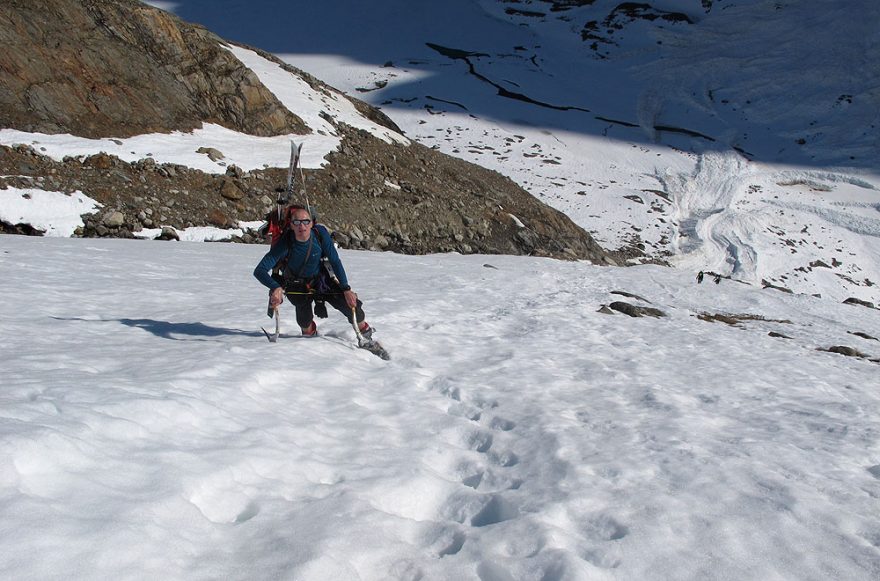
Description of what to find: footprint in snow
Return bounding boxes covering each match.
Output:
[488,449,520,468]
[467,430,494,453]
[470,494,519,528]
[490,416,516,431]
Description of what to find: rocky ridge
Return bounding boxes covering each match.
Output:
[0,122,612,262]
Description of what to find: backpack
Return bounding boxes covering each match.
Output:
[262,206,293,248]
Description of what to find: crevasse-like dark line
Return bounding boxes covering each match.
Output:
[425,42,729,148]
[426,42,592,113]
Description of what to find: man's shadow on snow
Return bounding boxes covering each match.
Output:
[52,316,264,341]
[117,318,266,341]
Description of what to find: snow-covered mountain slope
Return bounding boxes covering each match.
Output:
[2,235,879,580]
[150,0,879,303]
[2,0,877,302]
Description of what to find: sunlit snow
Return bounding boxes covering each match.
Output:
[1,235,879,580]
[2,2,880,578]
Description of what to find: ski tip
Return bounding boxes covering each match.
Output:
[359,339,390,360]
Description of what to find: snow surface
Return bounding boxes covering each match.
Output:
[0,187,101,237]
[2,4,880,576]
[1,235,879,580]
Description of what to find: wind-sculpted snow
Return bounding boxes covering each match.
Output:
[658,152,760,281]
[2,236,880,580]
[768,200,880,238]
[654,153,880,302]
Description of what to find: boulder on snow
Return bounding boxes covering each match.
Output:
[157,226,179,241]
[610,290,651,303]
[822,345,866,358]
[843,297,875,309]
[198,147,225,162]
[609,301,666,318]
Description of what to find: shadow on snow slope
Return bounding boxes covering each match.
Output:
[161,0,880,170]
[52,316,263,341]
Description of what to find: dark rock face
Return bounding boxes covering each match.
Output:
[0,0,306,138]
[580,2,693,54]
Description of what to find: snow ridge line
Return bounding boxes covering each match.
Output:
[766,199,880,238]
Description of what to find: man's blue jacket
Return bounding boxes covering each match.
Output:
[253,225,349,291]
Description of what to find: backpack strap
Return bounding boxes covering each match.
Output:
[312,225,342,288]
[280,228,315,288]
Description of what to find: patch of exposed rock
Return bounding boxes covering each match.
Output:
[821,345,868,358]
[0,0,306,138]
[607,301,666,318]
[843,297,876,310]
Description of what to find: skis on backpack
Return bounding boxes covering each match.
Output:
[270,140,304,228]
[281,140,304,205]
[263,141,303,324]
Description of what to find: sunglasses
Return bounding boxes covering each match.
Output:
[291,219,312,226]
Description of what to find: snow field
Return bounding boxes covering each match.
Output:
[0,187,102,237]
[2,236,879,579]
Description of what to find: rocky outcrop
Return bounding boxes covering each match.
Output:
[0,0,306,138]
[312,126,608,259]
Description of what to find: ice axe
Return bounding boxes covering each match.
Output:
[262,307,280,343]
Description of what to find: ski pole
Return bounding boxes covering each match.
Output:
[350,306,366,345]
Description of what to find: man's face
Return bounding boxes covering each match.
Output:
[291,210,312,241]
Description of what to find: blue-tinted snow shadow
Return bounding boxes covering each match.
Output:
[117,318,265,341]
[52,316,264,341]
[159,0,879,169]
